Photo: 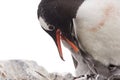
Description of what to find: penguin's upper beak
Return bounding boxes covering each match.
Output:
[55,29,79,60]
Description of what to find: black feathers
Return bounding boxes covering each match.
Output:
[37,0,84,44]
[37,0,84,23]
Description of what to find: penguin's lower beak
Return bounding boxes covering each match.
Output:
[56,29,79,60]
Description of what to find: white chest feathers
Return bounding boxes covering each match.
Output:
[74,0,120,66]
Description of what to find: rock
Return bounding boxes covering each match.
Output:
[1,60,111,80]
[0,60,48,80]
[0,60,77,80]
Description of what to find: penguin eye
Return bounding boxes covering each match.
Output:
[48,25,55,31]
[39,17,55,31]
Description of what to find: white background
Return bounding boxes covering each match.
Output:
[0,0,75,74]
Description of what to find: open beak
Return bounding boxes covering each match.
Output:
[56,29,79,60]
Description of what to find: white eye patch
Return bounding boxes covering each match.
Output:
[39,17,55,31]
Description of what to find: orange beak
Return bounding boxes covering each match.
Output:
[56,29,79,60]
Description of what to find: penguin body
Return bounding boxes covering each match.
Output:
[74,0,120,66]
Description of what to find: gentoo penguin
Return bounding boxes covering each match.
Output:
[37,0,85,60]
[37,0,120,79]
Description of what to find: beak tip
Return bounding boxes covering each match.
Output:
[60,56,65,61]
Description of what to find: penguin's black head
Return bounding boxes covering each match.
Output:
[37,0,83,60]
